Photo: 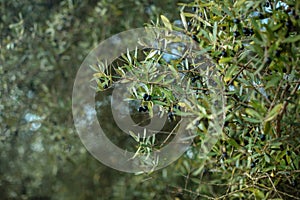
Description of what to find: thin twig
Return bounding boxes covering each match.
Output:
[160,119,182,147]
[266,173,283,199]
[268,78,284,113]
[276,82,300,133]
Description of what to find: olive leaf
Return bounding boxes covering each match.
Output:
[264,104,283,122]
[160,15,172,31]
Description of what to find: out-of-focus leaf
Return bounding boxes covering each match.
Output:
[264,104,283,122]
[180,12,187,30]
[264,153,270,163]
[218,57,233,64]
[160,15,172,31]
[228,138,241,149]
[245,108,263,120]
[283,35,300,43]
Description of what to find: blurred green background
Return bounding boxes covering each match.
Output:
[0,0,190,199]
[1,0,300,199]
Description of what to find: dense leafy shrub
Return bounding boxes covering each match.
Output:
[1,0,299,199]
[95,0,300,199]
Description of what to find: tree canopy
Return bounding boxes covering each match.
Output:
[1,0,299,199]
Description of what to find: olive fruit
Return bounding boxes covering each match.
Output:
[233,31,240,38]
[249,28,254,35]
[233,18,240,24]
[250,162,256,168]
[264,2,270,7]
[191,75,200,83]
[221,50,227,57]
[275,50,281,57]
[168,112,175,122]
[242,27,253,36]
[143,93,151,101]
[258,13,265,19]
[224,121,229,126]
[173,105,181,112]
[260,134,266,141]
[138,105,149,112]
[282,67,287,73]
[266,57,272,64]
[192,35,200,43]
[143,105,148,112]
[239,44,244,51]
[138,106,144,112]
[285,20,293,30]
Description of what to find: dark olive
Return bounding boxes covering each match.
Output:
[168,112,175,122]
[173,105,181,112]
[249,28,254,35]
[239,44,244,51]
[192,35,200,43]
[191,75,200,83]
[260,134,266,141]
[138,106,144,112]
[146,95,151,101]
[143,105,148,112]
[266,57,272,64]
[282,67,287,73]
[258,13,265,19]
[143,93,148,100]
[264,2,270,7]
[289,9,295,16]
[221,50,227,57]
[242,27,250,35]
[250,162,256,168]
[233,18,240,24]
[233,31,240,37]
[275,50,281,57]
[285,20,293,30]
[177,105,181,111]
[243,138,249,146]
[143,93,151,101]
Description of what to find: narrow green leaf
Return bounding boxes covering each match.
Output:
[126,48,132,64]
[228,138,241,149]
[145,50,158,60]
[160,15,172,31]
[264,153,270,163]
[245,108,262,120]
[283,35,300,43]
[213,22,217,43]
[265,76,281,89]
[263,121,271,134]
[180,12,188,30]
[218,57,233,64]
[265,104,283,122]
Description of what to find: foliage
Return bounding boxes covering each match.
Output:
[0,0,299,199]
[94,0,300,199]
[0,0,187,199]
